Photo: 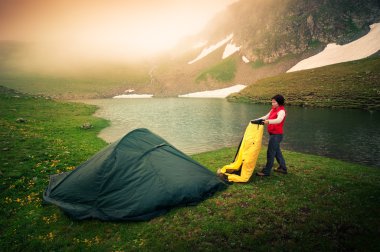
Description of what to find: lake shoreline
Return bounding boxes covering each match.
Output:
[79,97,380,168]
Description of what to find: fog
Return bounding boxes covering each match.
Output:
[0,0,237,73]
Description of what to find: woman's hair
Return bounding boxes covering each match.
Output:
[272,94,285,105]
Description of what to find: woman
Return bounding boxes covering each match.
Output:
[256,94,288,176]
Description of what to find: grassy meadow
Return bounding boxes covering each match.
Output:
[229,56,380,110]
[1,87,379,251]
[196,57,237,83]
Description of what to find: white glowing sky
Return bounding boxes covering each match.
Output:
[0,0,237,57]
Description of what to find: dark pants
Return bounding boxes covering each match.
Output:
[262,134,286,175]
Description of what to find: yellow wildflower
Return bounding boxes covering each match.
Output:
[48,232,54,240]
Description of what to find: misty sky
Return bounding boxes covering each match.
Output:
[0,0,236,57]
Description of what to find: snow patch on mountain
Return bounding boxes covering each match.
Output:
[242,56,250,63]
[178,84,246,98]
[188,34,233,64]
[113,94,153,98]
[288,23,380,72]
[222,42,240,59]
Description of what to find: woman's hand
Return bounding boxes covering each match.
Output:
[264,120,269,125]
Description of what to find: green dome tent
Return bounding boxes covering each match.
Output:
[43,128,227,221]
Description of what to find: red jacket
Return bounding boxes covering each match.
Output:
[267,106,286,134]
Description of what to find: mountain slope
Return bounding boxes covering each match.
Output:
[288,23,380,72]
[198,0,380,63]
[228,55,380,110]
[151,0,380,95]
[0,0,379,98]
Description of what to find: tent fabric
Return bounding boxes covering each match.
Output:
[43,128,227,221]
[218,122,264,182]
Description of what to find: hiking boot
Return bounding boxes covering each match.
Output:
[274,167,288,174]
[256,172,269,177]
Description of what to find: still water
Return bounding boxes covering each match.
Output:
[80,98,380,167]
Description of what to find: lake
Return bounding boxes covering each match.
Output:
[80,98,380,168]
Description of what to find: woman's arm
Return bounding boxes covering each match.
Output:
[266,110,285,124]
[256,112,270,121]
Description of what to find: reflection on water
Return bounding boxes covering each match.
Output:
[80,98,380,167]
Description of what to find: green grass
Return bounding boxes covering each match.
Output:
[228,56,380,110]
[249,59,265,69]
[308,39,322,49]
[1,87,379,251]
[196,58,237,83]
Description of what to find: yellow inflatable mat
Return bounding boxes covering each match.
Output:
[217,120,264,182]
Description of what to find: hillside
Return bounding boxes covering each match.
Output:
[0,41,151,99]
[196,0,380,63]
[0,0,379,98]
[147,49,301,96]
[150,0,380,95]
[228,56,380,110]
